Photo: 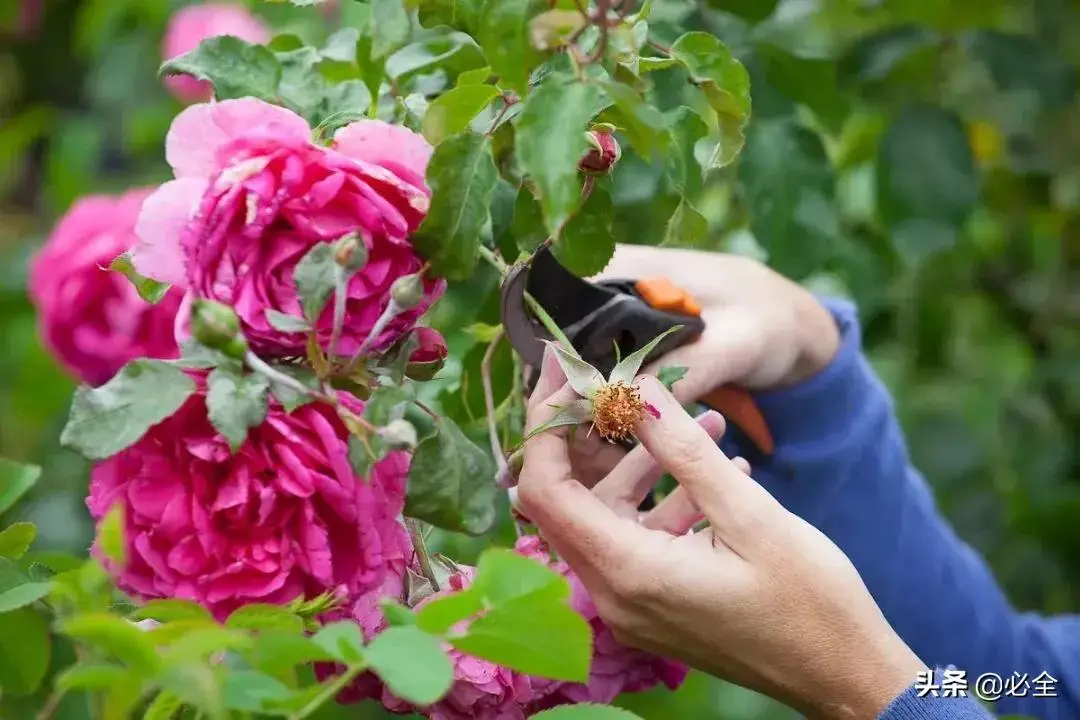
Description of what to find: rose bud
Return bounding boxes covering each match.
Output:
[190,299,248,359]
[404,327,448,381]
[579,125,622,176]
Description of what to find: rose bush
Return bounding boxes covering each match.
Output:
[7,1,764,717]
[28,188,183,386]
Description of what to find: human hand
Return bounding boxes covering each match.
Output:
[516,351,926,720]
[567,244,843,484]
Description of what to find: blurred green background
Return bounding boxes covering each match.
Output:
[2,0,1079,718]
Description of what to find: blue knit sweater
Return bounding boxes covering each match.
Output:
[717,299,1079,720]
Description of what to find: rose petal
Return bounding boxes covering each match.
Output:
[166,98,312,178]
[333,119,433,185]
[133,177,209,286]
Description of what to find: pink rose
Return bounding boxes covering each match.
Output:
[513,536,689,709]
[579,129,621,176]
[408,328,448,364]
[162,3,270,103]
[132,98,445,359]
[86,377,413,621]
[28,189,183,387]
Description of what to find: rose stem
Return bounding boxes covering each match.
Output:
[481,330,512,490]
[476,245,576,352]
[245,351,335,405]
[327,267,348,361]
[406,518,440,591]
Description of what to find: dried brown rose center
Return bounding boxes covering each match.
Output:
[591,381,646,442]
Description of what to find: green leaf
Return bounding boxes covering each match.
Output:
[58,613,163,675]
[876,104,979,265]
[294,242,338,325]
[131,599,215,624]
[664,107,709,197]
[471,547,569,606]
[553,187,616,277]
[413,133,499,280]
[510,186,549,254]
[738,117,837,279]
[159,663,226,720]
[55,662,131,692]
[226,603,305,633]
[0,522,35,560]
[515,78,604,234]
[109,253,171,304]
[380,599,417,627]
[837,25,941,92]
[418,0,484,32]
[0,580,50,613]
[657,366,688,390]
[452,592,591,682]
[422,84,501,145]
[404,416,498,535]
[366,626,454,705]
[670,32,751,169]
[222,670,295,712]
[60,359,197,461]
[474,0,546,94]
[532,704,646,719]
[162,626,255,663]
[206,365,271,452]
[0,608,50,695]
[0,458,41,515]
[416,587,484,635]
[312,620,366,664]
[143,691,185,720]
[265,309,310,333]
[371,0,412,59]
[98,503,126,566]
[608,326,683,386]
[160,36,282,102]
[662,198,709,248]
[246,630,336,675]
[599,80,667,159]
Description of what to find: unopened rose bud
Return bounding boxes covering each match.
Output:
[389,273,425,311]
[333,233,368,273]
[379,418,418,450]
[190,299,248,359]
[404,327,448,381]
[579,127,622,176]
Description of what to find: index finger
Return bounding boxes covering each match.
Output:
[633,375,781,554]
[518,394,636,576]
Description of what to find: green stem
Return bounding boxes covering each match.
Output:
[477,246,576,352]
[292,665,364,720]
[406,518,440,591]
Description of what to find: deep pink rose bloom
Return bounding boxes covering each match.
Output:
[28,189,182,387]
[86,378,412,621]
[132,98,444,359]
[513,536,689,709]
[162,3,270,103]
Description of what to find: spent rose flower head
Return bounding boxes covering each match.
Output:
[162,3,270,103]
[28,189,183,387]
[86,375,412,620]
[132,98,445,359]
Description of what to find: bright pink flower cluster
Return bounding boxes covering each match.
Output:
[133,98,444,359]
[162,3,271,103]
[325,536,687,718]
[86,378,412,621]
[28,189,183,386]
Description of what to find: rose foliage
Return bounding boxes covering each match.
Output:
[1,0,760,718]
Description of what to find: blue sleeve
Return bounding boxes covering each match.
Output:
[717,298,1080,720]
[880,669,993,720]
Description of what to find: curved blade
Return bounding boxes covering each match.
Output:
[500,260,548,368]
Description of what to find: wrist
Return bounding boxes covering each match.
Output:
[781,296,842,388]
[810,638,927,720]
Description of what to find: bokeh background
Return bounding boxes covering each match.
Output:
[2,0,1079,718]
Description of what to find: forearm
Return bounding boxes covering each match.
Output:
[719,298,1080,720]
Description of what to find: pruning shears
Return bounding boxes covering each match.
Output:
[499,246,775,458]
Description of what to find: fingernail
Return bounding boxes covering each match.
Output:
[695,409,726,434]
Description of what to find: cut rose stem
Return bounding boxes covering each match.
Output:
[405,518,440,592]
[477,245,576,352]
[481,330,511,484]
